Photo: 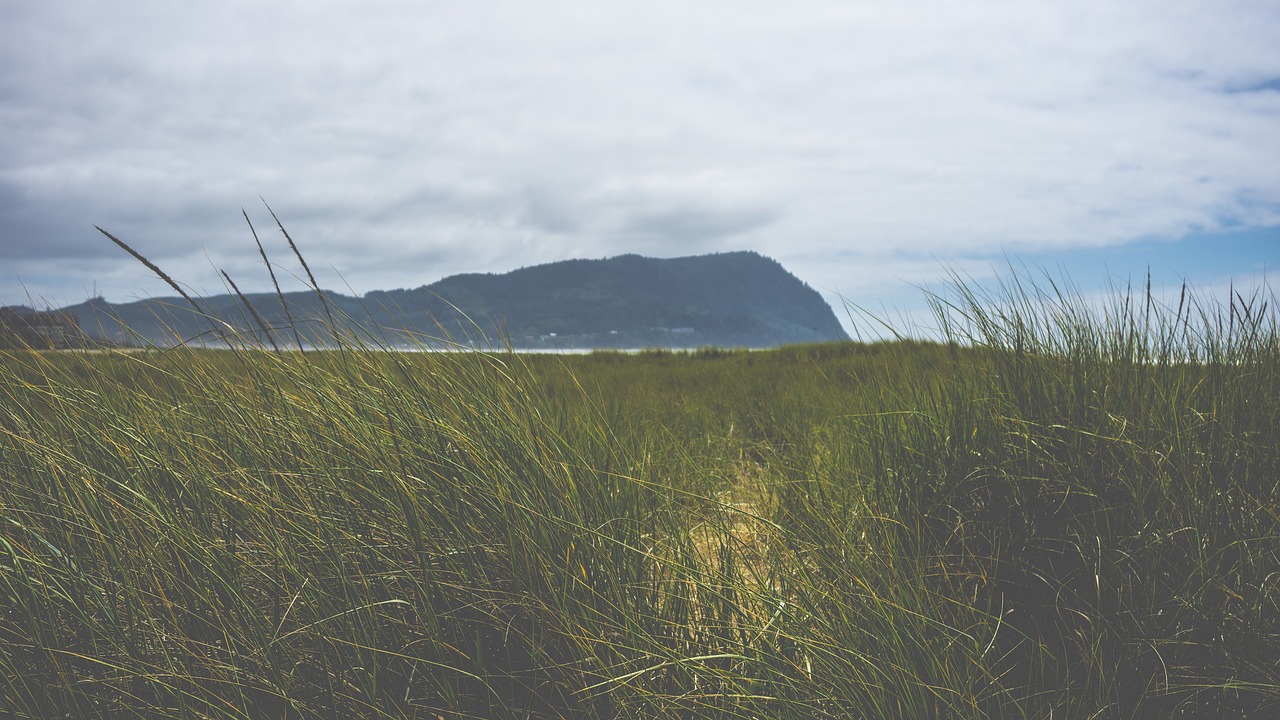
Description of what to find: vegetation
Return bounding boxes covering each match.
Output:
[1,246,1277,717]
[63,251,848,350]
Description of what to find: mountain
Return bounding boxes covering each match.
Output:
[64,251,849,349]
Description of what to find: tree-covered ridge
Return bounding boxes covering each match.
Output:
[66,251,849,348]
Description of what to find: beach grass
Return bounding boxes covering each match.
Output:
[1,252,1277,717]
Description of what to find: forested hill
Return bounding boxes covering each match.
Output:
[65,251,850,349]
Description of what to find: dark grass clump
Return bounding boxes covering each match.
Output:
[769,270,1280,718]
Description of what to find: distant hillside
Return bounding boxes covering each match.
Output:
[65,251,849,349]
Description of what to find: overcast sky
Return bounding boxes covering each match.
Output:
[2,1,1278,333]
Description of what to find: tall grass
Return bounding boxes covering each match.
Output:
[2,237,1277,718]
[771,271,1279,716]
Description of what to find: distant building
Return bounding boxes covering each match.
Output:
[0,307,82,349]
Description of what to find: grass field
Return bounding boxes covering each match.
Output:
[2,270,1277,718]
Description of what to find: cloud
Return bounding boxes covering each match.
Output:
[622,203,778,245]
[1,0,1278,316]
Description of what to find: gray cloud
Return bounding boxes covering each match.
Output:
[623,204,779,245]
[2,0,1278,316]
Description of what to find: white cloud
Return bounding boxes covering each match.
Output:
[1,0,1278,320]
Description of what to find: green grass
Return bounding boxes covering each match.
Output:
[1,260,1277,718]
